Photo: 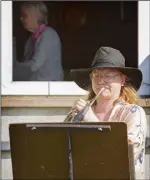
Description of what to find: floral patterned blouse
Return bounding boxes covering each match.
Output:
[106,100,147,179]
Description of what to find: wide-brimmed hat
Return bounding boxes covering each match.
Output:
[70,47,142,91]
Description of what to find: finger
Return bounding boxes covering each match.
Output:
[72,99,87,112]
[74,104,83,111]
[76,100,86,107]
[78,99,87,104]
[73,99,86,107]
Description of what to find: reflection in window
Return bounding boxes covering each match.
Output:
[13,1,138,81]
[138,55,150,97]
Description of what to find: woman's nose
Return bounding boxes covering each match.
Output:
[97,76,103,82]
[97,76,106,85]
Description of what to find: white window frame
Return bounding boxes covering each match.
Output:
[1,1,149,95]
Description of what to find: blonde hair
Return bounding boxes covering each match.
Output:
[21,1,48,24]
[87,83,140,105]
[119,84,140,104]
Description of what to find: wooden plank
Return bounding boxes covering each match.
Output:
[140,98,150,107]
[1,95,86,107]
[1,96,150,108]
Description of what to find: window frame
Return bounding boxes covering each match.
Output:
[1,1,149,95]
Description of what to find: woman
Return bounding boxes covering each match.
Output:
[15,1,64,81]
[70,47,147,179]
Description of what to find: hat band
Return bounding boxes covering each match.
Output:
[91,61,124,68]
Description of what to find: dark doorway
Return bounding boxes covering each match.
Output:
[13,1,138,81]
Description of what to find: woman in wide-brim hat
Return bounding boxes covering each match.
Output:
[70,47,147,179]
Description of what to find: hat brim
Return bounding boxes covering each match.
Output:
[70,67,142,91]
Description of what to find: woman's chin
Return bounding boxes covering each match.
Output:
[23,25,30,31]
[23,25,28,30]
[94,88,111,99]
[100,92,111,100]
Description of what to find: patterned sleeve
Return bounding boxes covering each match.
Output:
[124,105,147,179]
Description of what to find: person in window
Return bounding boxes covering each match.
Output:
[14,1,64,81]
[138,55,150,97]
[69,47,147,179]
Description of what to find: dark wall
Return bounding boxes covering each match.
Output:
[13,1,138,80]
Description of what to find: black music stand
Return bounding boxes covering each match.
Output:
[9,122,131,180]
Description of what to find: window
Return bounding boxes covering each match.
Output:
[1,1,150,95]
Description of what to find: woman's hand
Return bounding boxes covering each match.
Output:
[72,99,99,122]
[72,99,87,112]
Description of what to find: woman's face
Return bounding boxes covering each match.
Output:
[90,68,126,100]
[20,7,39,32]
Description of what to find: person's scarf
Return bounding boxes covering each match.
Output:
[31,24,47,58]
